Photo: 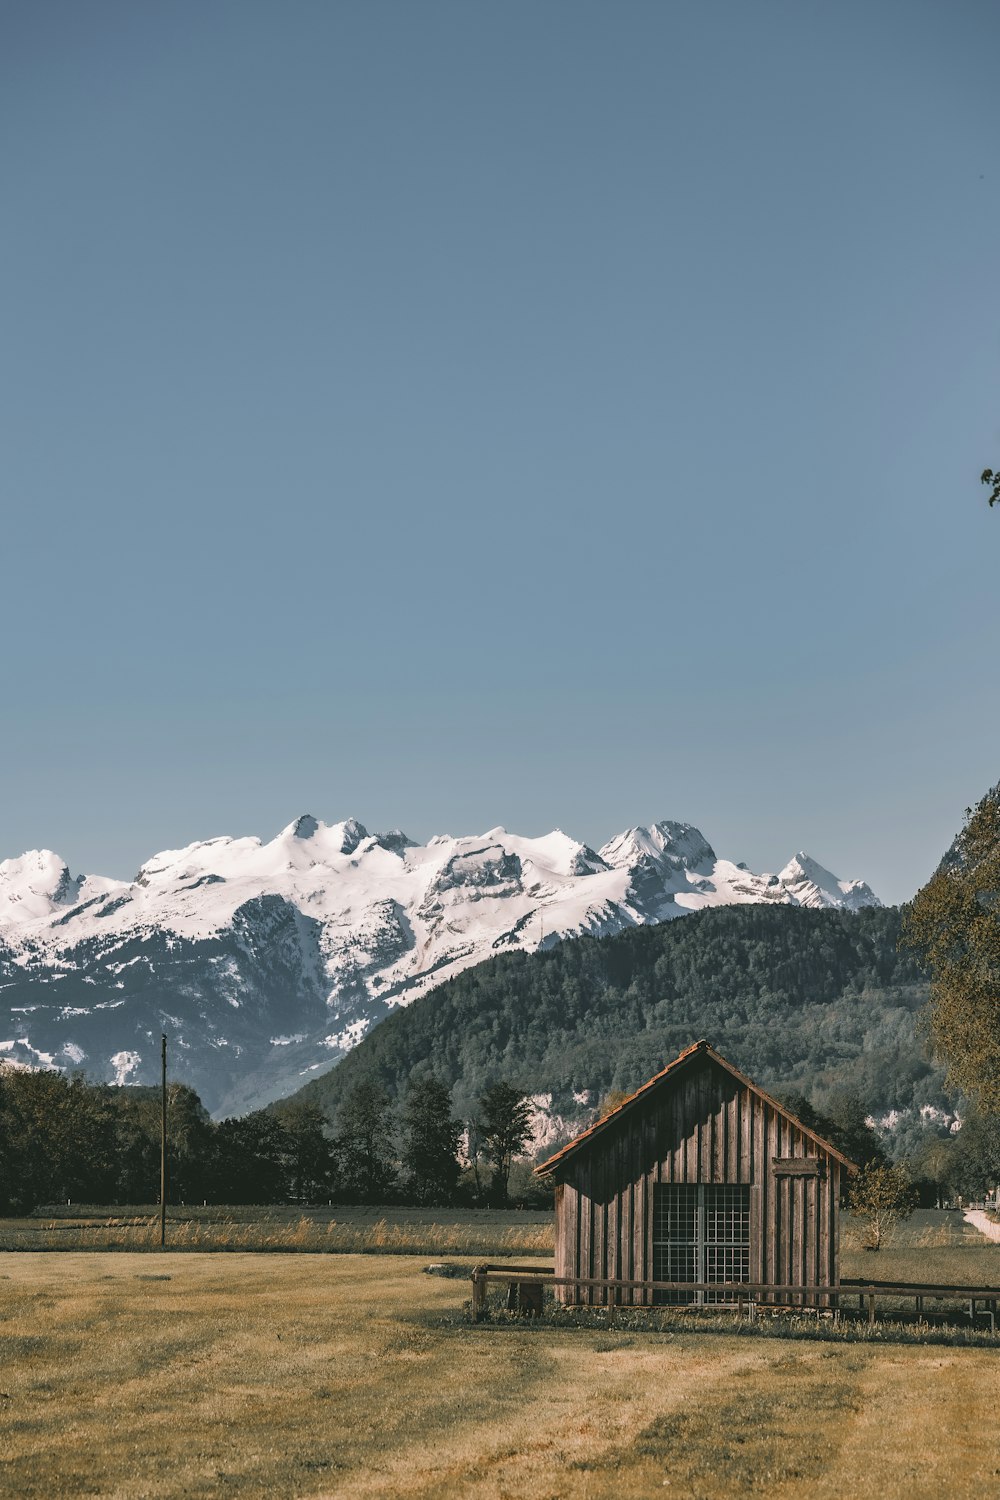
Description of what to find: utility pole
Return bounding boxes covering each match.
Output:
[160,1033,167,1248]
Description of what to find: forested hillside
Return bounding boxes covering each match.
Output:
[291,905,940,1127]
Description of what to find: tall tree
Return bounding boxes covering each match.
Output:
[903,786,1000,1112]
[477,1083,533,1206]
[110,1089,163,1203]
[401,1077,461,1205]
[336,1078,397,1202]
[817,1089,886,1167]
[277,1101,337,1202]
[946,1111,1000,1201]
[213,1112,290,1203]
[165,1084,215,1202]
[463,1116,485,1204]
[910,1133,957,1208]
[983,468,1000,507]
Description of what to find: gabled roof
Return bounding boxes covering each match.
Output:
[534,1039,858,1177]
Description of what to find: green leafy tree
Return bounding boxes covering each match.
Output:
[110,1089,163,1202]
[909,1132,958,1207]
[903,786,1000,1112]
[213,1112,290,1203]
[983,468,1000,507]
[0,1069,122,1210]
[849,1162,916,1251]
[2,1070,76,1209]
[336,1078,397,1202]
[276,1101,336,1202]
[946,1111,1000,1201]
[400,1077,461,1205]
[477,1083,533,1206]
[817,1089,886,1167]
[166,1084,215,1203]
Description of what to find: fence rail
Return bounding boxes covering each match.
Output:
[469,1264,1000,1326]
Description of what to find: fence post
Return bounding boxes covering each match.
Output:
[867,1294,875,1326]
[471,1267,487,1321]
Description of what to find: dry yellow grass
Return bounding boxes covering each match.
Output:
[0,1206,554,1257]
[2,1251,999,1499]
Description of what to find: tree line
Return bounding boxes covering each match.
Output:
[0,1064,541,1215]
[2,1045,996,1220]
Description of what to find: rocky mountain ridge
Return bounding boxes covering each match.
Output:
[0,814,880,1114]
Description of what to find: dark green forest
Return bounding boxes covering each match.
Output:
[292,904,941,1124]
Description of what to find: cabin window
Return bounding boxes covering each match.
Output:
[652,1184,750,1304]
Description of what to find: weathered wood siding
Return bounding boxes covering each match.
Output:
[553,1054,842,1305]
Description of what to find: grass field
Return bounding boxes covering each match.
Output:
[1,1204,554,1257]
[5,1202,996,1280]
[2,1217,1000,1500]
[841,1206,1000,1286]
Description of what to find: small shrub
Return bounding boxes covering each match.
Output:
[849,1162,917,1251]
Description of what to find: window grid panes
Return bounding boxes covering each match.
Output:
[652,1184,751,1305]
[705,1184,750,1248]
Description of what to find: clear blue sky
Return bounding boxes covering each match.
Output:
[3,0,998,905]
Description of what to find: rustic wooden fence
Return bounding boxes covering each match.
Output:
[469,1264,1000,1327]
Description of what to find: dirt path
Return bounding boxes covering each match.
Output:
[962,1208,1000,1242]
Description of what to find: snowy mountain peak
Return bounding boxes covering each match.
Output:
[780,852,836,888]
[651,820,717,869]
[331,818,369,855]
[372,829,415,856]
[0,849,80,922]
[526,830,609,878]
[274,815,373,858]
[599,820,716,874]
[0,850,123,930]
[778,852,881,912]
[0,812,881,1114]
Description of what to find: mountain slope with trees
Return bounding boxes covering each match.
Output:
[288,904,941,1130]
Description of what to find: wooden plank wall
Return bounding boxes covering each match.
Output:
[553,1055,842,1306]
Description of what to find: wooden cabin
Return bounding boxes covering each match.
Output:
[534,1039,857,1306]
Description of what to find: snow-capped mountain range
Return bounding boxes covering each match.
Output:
[0,815,879,1115]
